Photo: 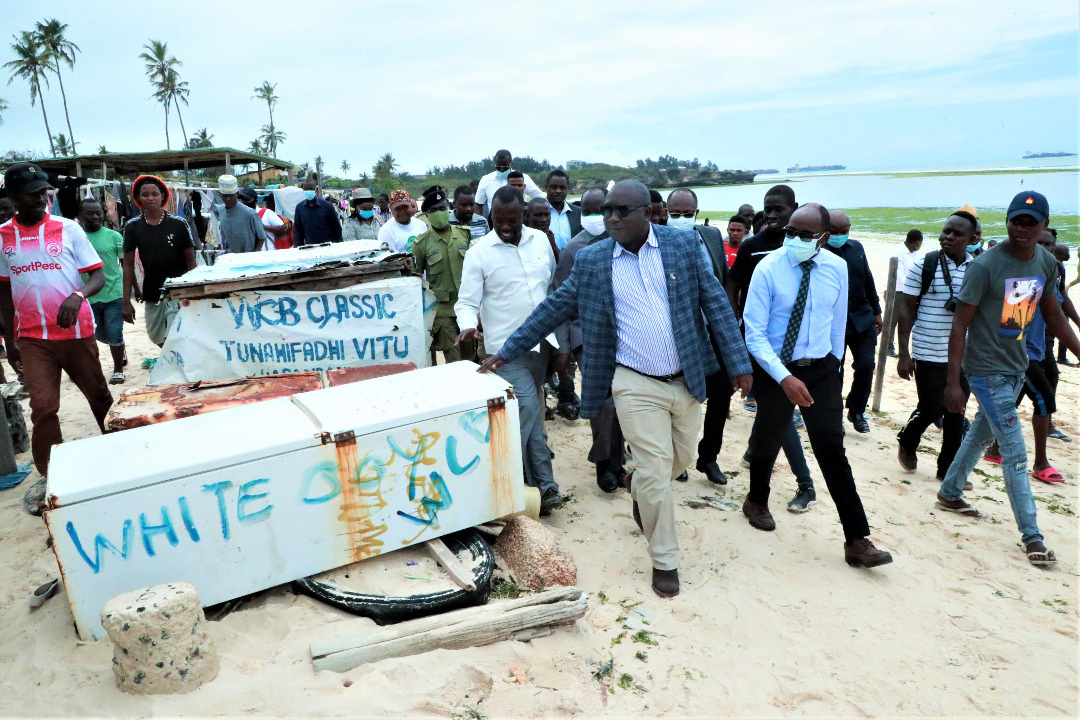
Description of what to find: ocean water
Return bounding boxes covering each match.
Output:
[683,159,1079,214]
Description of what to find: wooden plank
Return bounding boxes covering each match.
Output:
[425,538,477,592]
[872,255,899,412]
[310,586,581,659]
[313,595,588,672]
[167,260,411,300]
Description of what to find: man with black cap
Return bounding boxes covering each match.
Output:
[342,188,383,241]
[411,186,473,364]
[935,190,1080,567]
[0,162,114,482]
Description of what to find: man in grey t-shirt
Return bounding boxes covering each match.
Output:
[214,175,264,253]
[935,191,1080,568]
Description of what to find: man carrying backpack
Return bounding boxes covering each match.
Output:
[895,212,975,479]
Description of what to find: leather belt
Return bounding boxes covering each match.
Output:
[618,364,684,382]
[789,357,823,367]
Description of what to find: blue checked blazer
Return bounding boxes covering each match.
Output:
[498,224,752,419]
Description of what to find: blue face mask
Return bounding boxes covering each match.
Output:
[967,242,981,253]
[784,236,819,263]
[358,209,374,219]
[304,190,317,201]
[495,168,510,181]
[668,215,697,231]
[826,233,848,248]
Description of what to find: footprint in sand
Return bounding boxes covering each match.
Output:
[947,614,989,638]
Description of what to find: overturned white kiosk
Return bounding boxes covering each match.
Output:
[44,362,524,641]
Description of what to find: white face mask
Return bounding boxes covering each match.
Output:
[668,215,697,231]
[581,214,606,236]
[784,236,819,263]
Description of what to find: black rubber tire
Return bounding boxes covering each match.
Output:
[293,529,494,625]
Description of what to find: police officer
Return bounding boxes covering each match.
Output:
[411,185,474,363]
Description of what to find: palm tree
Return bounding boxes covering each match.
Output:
[252,81,277,128]
[187,127,213,149]
[340,160,350,175]
[34,19,79,148]
[97,145,108,154]
[0,96,7,124]
[53,133,73,156]
[138,40,180,148]
[4,31,56,155]
[373,152,397,179]
[166,68,190,144]
[259,123,285,157]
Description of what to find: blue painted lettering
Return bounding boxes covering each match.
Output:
[67,520,132,574]
[202,481,233,540]
[237,479,272,523]
[445,435,480,475]
[177,496,200,542]
[139,507,180,557]
[301,462,341,503]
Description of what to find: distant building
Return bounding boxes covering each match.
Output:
[566,160,588,170]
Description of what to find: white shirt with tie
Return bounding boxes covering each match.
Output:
[743,246,848,383]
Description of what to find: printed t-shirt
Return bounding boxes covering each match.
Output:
[378,218,428,254]
[122,214,195,303]
[82,227,125,304]
[0,215,103,340]
[724,242,740,267]
[957,243,1059,376]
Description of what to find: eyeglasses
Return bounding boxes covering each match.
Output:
[667,212,696,219]
[783,227,826,241]
[600,204,648,219]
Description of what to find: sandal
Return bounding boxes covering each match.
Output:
[1032,467,1064,484]
[109,372,126,385]
[935,493,982,518]
[1047,428,1071,442]
[983,454,1001,465]
[1023,543,1058,566]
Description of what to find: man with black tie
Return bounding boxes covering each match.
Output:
[742,203,893,568]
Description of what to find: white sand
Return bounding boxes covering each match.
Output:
[0,236,1077,717]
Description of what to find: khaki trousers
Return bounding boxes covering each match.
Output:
[611,365,700,571]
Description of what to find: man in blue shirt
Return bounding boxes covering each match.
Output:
[742,203,893,568]
[293,177,342,246]
[545,170,581,250]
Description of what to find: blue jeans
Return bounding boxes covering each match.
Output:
[939,373,1041,545]
[495,351,557,497]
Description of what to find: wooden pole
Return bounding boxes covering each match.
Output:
[75,160,82,177]
[224,151,231,174]
[871,256,899,413]
[101,162,107,181]
[184,158,190,186]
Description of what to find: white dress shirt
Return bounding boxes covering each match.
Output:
[893,246,923,291]
[455,227,557,354]
[743,247,848,383]
[473,170,544,214]
[611,226,681,375]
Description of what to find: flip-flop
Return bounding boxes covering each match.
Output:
[1047,428,1071,442]
[1023,543,1058,566]
[935,495,982,518]
[984,455,1002,465]
[1032,467,1064,484]
[109,372,126,385]
[29,578,59,609]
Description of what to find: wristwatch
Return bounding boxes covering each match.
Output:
[72,291,85,300]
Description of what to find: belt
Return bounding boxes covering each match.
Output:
[619,364,684,382]
[788,357,823,367]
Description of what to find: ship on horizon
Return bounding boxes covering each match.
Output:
[787,163,846,173]
[1022,151,1077,159]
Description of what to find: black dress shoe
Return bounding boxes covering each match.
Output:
[652,568,679,598]
[539,488,564,516]
[848,410,870,433]
[696,460,727,485]
[596,469,621,493]
[675,470,689,482]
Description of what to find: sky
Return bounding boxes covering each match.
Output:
[1,1,1077,176]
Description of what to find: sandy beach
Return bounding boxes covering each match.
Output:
[0,236,1076,718]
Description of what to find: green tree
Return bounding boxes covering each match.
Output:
[340,159,350,174]
[34,19,80,149]
[252,80,277,128]
[259,122,285,158]
[138,40,180,149]
[372,152,397,179]
[53,133,73,156]
[4,31,56,155]
[166,68,190,144]
[97,144,107,154]
[186,127,213,149]
[0,96,7,124]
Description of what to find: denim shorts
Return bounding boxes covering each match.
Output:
[91,298,124,347]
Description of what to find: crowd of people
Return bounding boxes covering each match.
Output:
[1,149,1078,599]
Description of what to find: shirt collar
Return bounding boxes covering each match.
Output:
[612,225,658,257]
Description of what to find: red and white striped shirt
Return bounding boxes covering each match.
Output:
[0,215,103,340]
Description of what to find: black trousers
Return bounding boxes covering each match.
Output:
[697,369,734,464]
[748,355,870,541]
[896,360,970,479]
[843,327,877,415]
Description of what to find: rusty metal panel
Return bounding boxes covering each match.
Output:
[326,363,416,387]
[107,372,324,431]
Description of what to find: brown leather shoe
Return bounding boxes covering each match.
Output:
[742,499,776,531]
[652,568,679,598]
[897,445,917,472]
[845,537,893,568]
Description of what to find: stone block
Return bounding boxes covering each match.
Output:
[494,516,577,590]
[100,582,218,695]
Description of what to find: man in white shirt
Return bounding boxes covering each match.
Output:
[473,149,544,217]
[377,189,428,254]
[454,185,560,514]
[742,203,893,568]
[887,229,923,354]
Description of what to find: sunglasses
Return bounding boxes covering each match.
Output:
[667,211,696,219]
[600,204,648,219]
[783,227,825,241]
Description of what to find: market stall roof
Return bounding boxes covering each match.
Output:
[26,147,295,176]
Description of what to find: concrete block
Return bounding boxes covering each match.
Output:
[100,582,218,694]
[494,516,577,590]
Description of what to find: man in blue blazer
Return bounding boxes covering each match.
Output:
[478,180,752,598]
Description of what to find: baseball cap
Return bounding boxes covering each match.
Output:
[3,162,53,194]
[1006,191,1049,223]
